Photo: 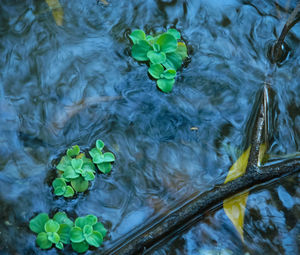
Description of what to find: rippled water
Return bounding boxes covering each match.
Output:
[0,0,299,254]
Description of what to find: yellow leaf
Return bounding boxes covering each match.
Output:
[224,191,249,241]
[100,0,109,5]
[45,0,64,26]
[224,143,267,240]
[223,146,250,241]
[224,146,250,184]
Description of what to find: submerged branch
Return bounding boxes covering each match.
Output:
[105,86,300,254]
[271,1,300,62]
[106,160,300,255]
[247,88,265,170]
[102,7,300,251]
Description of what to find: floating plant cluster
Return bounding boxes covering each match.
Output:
[29,139,114,253]
[29,212,107,253]
[52,140,115,197]
[130,28,188,93]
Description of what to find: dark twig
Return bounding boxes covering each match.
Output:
[271,1,300,62]
[103,87,300,255]
[246,88,265,171]
[105,160,300,255]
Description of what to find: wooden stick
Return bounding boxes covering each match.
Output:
[103,87,299,255]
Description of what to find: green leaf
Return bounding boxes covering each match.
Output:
[74,215,97,229]
[89,149,104,164]
[97,162,112,174]
[70,227,85,243]
[71,241,89,253]
[83,225,93,237]
[52,178,66,189]
[96,139,105,151]
[54,186,66,196]
[71,176,89,192]
[82,159,96,172]
[71,158,83,170]
[36,232,52,249]
[75,217,86,229]
[53,212,73,227]
[131,40,152,61]
[176,42,188,60]
[129,29,146,44]
[89,148,101,159]
[162,69,176,80]
[163,52,182,70]
[103,152,115,162]
[82,170,95,181]
[74,167,83,175]
[45,219,60,233]
[157,79,175,93]
[57,224,71,244]
[64,186,75,197]
[93,222,107,238]
[148,64,164,79]
[67,145,80,158]
[56,156,72,171]
[85,231,103,248]
[153,43,160,52]
[84,215,98,226]
[147,50,166,64]
[47,232,60,244]
[63,166,80,179]
[146,35,155,44]
[29,213,49,234]
[167,28,181,40]
[156,33,177,53]
[55,241,64,250]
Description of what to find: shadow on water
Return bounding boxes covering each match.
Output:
[0,0,299,254]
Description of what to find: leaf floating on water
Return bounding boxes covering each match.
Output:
[223,146,250,241]
[224,147,250,183]
[45,0,64,26]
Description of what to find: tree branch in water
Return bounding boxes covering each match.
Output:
[271,2,300,63]
[104,87,299,255]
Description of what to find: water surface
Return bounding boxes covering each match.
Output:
[0,0,299,254]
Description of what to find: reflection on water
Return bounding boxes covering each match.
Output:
[0,0,299,254]
[154,173,299,255]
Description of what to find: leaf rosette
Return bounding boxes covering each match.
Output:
[70,215,107,253]
[53,145,97,196]
[129,28,188,93]
[29,212,73,250]
[89,139,115,174]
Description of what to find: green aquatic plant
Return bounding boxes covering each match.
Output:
[53,145,97,196]
[89,139,115,174]
[29,212,107,253]
[70,215,107,253]
[29,212,73,250]
[52,141,115,197]
[130,28,188,93]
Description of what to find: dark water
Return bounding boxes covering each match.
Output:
[0,0,299,254]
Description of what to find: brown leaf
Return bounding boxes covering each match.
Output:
[45,0,64,26]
